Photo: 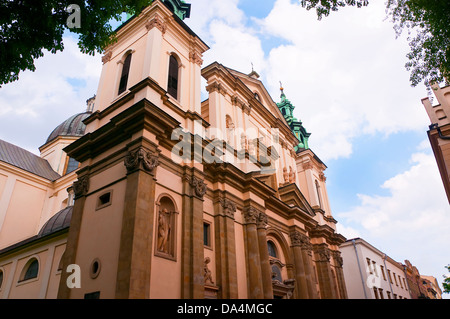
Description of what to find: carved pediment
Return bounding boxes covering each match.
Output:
[277,183,315,217]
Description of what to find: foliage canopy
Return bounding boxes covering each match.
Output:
[0,0,152,86]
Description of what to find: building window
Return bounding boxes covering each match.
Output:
[84,291,100,299]
[118,53,132,95]
[378,288,384,299]
[372,261,378,276]
[268,241,277,258]
[386,291,391,299]
[20,258,39,282]
[393,272,398,286]
[387,271,392,283]
[380,265,386,281]
[90,259,101,279]
[373,287,379,299]
[96,191,112,210]
[65,157,79,175]
[366,258,373,274]
[399,275,404,288]
[168,55,179,99]
[0,269,3,289]
[403,278,407,289]
[203,222,211,248]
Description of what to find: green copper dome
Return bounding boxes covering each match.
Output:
[277,86,311,152]
[162,0,191,20]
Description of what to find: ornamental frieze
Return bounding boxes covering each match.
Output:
[124,147,159,174]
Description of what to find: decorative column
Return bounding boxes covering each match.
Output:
[289,230,309,299]
[57,174,89,299]
[256,211,273,299]
[299,234,318,299]
[332,250,348,299]
[181,170,206,299]
[115,146,159,299]
[214,197,238,298]
[242,206,264,299]
[313,244,337,299]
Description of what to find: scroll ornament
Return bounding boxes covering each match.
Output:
[124,147,159,173]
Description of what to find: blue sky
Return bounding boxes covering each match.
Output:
[0,0,448,297]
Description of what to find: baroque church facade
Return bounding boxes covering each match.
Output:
[0,0,347,299]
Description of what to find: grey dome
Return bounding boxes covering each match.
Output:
[38,206,72,237]
[46,112,91,144]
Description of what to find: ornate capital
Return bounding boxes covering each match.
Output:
[102,51,112,64]
[145,15,167,34]
[124,147,159,174]
[205,81,227,96]
[316,247,331,262]
[256,211,268,229]
[303,162,313,170]
[243,206,265,225]
[185,175,207,198]
[189,51,203,66]
[332,251,344,267]
[219,198,236,219]
[73,175,89,199]
[242,207,258,224]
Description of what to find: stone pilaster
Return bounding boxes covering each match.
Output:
[242,206,264,299]
[289,230,309,299]
[332,250,348,299]
[313,244,337,299]
[256,211,273,299]
[57,174,89,299]
[181,170,206,299]
[115,146,159,299]
[299,235,318,299]
[214,197,238,298]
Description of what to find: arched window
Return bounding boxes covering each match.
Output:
[20,258,39,282]
[167,55,179,99]
[315,180,322,208]
[118,53,132,95]
[267,240,277,258]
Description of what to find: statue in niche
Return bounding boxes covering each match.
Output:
[204,257,214,285]
[289,166,295,183]
[157,208,171,254]
[240,133,248,152]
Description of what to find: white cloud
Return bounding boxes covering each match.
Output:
[336,151,450,288]
[252,0,430,161]
[0,36,101,154]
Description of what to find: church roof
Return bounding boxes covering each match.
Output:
[45,112,91,145]
[0,139,61,181]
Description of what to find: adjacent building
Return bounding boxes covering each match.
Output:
[0,0,348,299]
[421,83,450,203]
[340,238,411,299]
